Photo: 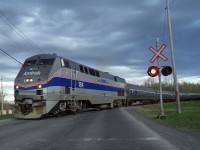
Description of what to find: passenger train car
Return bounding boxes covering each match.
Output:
[127,83,174,105]
[14,54,126,119]
[127,84,200,105]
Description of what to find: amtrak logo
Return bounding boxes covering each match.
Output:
[23,71,41,76]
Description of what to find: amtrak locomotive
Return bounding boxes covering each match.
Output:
[14,54,127,119]
[14,54,200,119]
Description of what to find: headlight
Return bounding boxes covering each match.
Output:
[25,78,30,82]
[25,78,33,83]
[15,85,19,89]
[37,84,42,88]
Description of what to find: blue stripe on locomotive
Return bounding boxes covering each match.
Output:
[18,77,124,92]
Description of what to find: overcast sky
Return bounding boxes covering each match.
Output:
[0,0,199,101]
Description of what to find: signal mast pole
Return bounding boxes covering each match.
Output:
[156,38,165,119]
[166,0,181,114]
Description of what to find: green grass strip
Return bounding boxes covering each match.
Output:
[134,101,200,134]
[0,114,14,120]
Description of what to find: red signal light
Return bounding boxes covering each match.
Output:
[161,66,172,76]
[147,66,159,77]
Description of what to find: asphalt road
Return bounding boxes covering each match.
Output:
[0,107,200,150]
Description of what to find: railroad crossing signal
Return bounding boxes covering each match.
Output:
[147,66,159,77]
[161,66,172,76]
[147,66,172,77]
[149,44,168,63]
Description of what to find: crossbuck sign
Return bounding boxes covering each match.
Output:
[149,44,168,63]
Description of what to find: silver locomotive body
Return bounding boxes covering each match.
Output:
[14,54,126,119]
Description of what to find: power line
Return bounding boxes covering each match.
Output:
[0,48,22,65]
[0,10,41,53]
[0,10,46,54]
[0,28,36,55]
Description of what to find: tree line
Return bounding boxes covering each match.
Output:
[143,78,200,93]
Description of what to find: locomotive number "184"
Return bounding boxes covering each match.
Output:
[78,81,84,88]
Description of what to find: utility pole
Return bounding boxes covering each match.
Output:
[166,0,181,114]
[156,38,166,119]
[1,77,4,115]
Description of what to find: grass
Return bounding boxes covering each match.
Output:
[0,114,14,120]
[134,101,200,134]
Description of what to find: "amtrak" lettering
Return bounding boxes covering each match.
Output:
[23,71,41,76]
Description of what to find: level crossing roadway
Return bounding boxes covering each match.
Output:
[0,107,200,150]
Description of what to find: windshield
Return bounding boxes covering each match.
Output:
[23,59,55,66]
[37,59,55,65]
[23,60,37,66]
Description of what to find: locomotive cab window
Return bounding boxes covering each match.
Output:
[95,71,100,77]
[80,65,84,73]
[64,61,69,68]
[37,59,55,65]
[84,67,89,74]
[89,68,95,76]
[23,60,37,66]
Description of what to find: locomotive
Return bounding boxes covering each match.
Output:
[14,54,200,119]
[14,54,127,119]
